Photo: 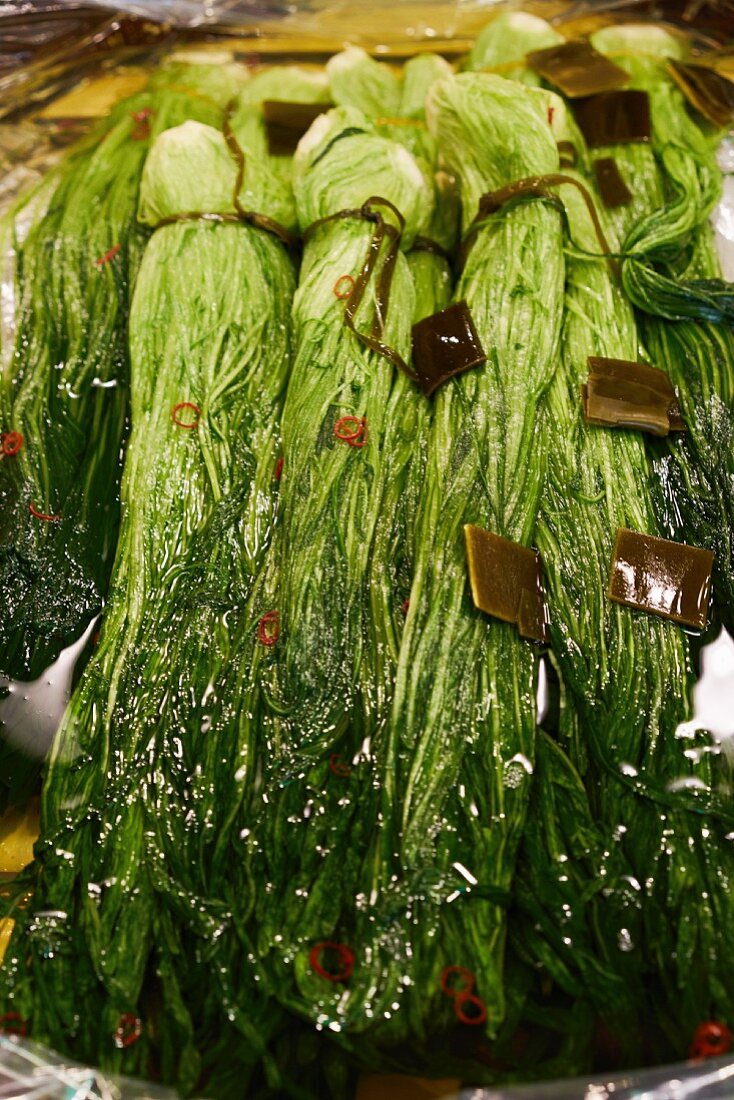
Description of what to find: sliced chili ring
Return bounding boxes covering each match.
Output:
[171,402,201,429]
[0,1012,28,1036]
[258,610,280,647]
[329,753,351,778]
[333,274,355,300]
[333,416,368,447]
[114,1012,142,1049]
[29,502,59,522]
[440,965,475,999]
[690,1020,732,1059]
[309,941,355,983]
[95,243,121,268]
[454,991,487,1026]
[2,432,23,456]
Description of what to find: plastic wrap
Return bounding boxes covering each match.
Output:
[3,3,734,1099]
[0,1037,177,1100]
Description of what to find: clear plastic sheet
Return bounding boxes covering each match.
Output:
[3,3,734,1099]
[0,1036,178,1100]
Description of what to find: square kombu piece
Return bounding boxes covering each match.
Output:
[411,300,486,397]
[582,356,685,436]
[464,525,549,643]
[593,157,632,208]
[608,528,714,630]
[526,39,629,98]
[574,90,651,147]
[668,60,734,129]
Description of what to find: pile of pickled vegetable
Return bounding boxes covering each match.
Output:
[2,12,734,1097]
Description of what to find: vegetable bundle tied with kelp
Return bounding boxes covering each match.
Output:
[461,22,650,1068]
[588,23,734,631]
[0,64,239,812]
[0,102,299,1092]
[536,142,734,1058]
[317,71,565,1055]
[469,14,734,1059]
[250,101,437,1016]
[243,54,461,1058]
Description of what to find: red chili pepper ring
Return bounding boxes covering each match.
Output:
[454,991,488,1027]
[333,274,355,300]
[258,610,280,647]
[1,432,23,457]
[440,965,475,999]
[690,1020,733,1060]
[171,402,201,430]
[0,1012,28,1037]
[309,941,355,983]
[114,1012,142,1049]
[334,416,368,448]
[29,502,60,523]
[95,244,121,268]
[329,753,351,778]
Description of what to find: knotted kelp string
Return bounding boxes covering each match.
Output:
[0,67,241,818]
[0,104,300,1092]
[587,23,734,632]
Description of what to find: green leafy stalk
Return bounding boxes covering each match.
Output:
[0,67,236,811]
[0,108,298,1092]
[589,24,734,631]
[467,15,734,1060]
[465,10,563,83]
[250,105,436,1017]
[538,156,734,1055]
[246,60,461,1054]
[332,72,565,1050]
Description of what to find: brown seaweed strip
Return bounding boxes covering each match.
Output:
[153,211,243,229]
[608,528,713,629]
[583,356,685,436]
[410,235,453,264]
[411,300,486,397]
[593,156,632,208]
[221,100,298,247]
[573,89,651,147]
[304,197,418,381]
[557,140,577,167]
[262,100,333,155]
[526,39,629,98]
[668,59,734,129]
[464,524,549,643]
[460,173,618,276]
[153,102,298,245]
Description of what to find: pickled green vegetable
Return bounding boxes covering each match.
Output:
[0,110,297,1092]
[0,67,237,811]
[588,24,734,630]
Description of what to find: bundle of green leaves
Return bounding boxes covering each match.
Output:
[0,104,298,1092]
[0,64,243,811]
